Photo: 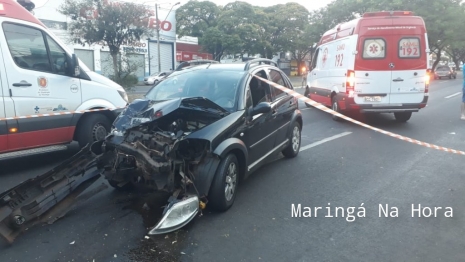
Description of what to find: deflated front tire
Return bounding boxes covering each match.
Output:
[208,153,239,212]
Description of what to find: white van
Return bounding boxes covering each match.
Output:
[305,11,430,122]
[0,0,128,159]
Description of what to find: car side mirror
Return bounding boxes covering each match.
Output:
[71,54,80,77]
[251,102,271,116]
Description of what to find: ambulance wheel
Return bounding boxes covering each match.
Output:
[394,112,412,122]
[331,96,343,122]
[76,113,112,148]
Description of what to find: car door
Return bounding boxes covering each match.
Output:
[1,21,82,150]
[242,70,280,170]
[267,68,295,147]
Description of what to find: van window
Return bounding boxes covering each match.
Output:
[268,69,288,99]
[311,48,320,69]
[399,38,420,58]
[3,23,67,75]
[362,38,386,59]
[46,35,68,75]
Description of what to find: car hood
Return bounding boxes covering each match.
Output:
[112,97,230,133]
[87,71,125,92]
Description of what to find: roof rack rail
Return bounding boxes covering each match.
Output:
[175,59,219,71]
[244,58,278,71]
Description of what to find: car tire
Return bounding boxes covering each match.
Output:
[154,80,159,85]
[394,112,412,122]
[282,121,302,158]
[331,96,343,122]
[208,153,239,212]
[76,113,112,148]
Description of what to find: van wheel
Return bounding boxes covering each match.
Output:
[208,153,239,212]
[331,96,343,122]
[394,112,412,122]
[76,113,112,148]
[282,121,301,158]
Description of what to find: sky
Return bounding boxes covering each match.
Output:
[31,0,335,13]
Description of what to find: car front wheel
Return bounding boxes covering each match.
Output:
[208,153,239,212]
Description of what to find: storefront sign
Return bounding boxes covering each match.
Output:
[123,46,147,53]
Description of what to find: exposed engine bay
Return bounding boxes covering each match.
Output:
[101,103,221,194]
[0,97,231,243]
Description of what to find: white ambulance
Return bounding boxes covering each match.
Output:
[0,0,128,160]
[305,11,430,122]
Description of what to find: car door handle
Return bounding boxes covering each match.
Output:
[392,78,404,82]
[13,81,32,87]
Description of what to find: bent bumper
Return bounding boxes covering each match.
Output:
[148,195,199,235]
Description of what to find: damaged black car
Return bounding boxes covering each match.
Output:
[0,59,303,242]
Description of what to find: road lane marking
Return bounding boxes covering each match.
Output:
[445,92,461,99]
[300,132,352,152]
[253,74,465,156]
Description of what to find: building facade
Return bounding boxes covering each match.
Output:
[32,0,208,81]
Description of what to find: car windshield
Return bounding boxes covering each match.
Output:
[145,69,245,111]
[437,66,449,71]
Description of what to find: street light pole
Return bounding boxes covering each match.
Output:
[154,2,180,73]
[155,3,161,73]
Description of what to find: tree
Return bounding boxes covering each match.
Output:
[59,0,153,88]
[176,0,220,38]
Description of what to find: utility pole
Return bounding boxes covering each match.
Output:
[155,3,161,73]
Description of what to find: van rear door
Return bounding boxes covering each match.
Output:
[388,18,427,104]
[354,18,393,105]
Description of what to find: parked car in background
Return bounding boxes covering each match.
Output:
[144,71,171,85]
[434,65,456,79]
[148,60,221,90]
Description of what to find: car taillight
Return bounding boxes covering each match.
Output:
[346,70,355,97]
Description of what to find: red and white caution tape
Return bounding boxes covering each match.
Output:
[0,107,126,122]
[253,74,465,156]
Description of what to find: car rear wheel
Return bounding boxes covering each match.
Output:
[208,153,239,212]
[394,112,412,122]
[282,121,301,158]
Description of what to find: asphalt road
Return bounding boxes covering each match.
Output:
[1,76,465,262]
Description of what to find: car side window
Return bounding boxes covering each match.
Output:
[268,69,288,99]
[248,70,272,107]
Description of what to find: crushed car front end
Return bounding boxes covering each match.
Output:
[96,97,231,234]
